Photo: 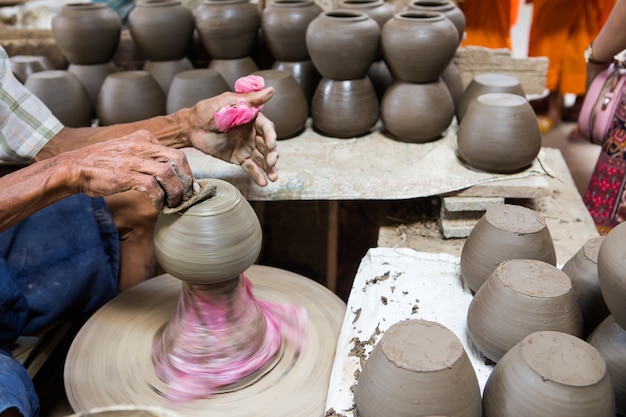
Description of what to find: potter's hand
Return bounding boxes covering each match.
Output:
[60,130,195,210]
[186,87,279,187]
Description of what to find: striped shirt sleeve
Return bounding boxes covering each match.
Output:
[0,46,64,163]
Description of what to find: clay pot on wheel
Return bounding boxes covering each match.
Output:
[51,3,122,65]
[457,93,541,173]
[482,331,615,417]
[355,319,482,417]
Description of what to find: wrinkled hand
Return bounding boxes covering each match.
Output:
[60,130,195,210]
[186,87,279,186]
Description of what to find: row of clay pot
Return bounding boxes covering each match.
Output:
[458,202,626,415]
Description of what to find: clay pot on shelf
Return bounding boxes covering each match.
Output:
[380,11,458,83]
[460,203,557,293]
[97,71,166,125]
[457,72,525,122]
[194,0,260,60]
[128,0,195,62]
[68,62,118,114]
[597,221,626,329]
[306,10,381,80]
[143,57,194,93]
[253,69,309,140]
[9,55,51,84]
[587,315,626,415]
[272,60,320,105]
[208,57,259,90]
[457,93,541,173]
[260,0,323,62]
[355,319,482,417]
[380,78,454,143]
[311,77,379,138]
[51,3,122,65]
[561,236,610,337]
[25,70,92,127]
[482,331,615,417]
[467,259,583,363]
[405,0,465,44]
[166,69,230,114]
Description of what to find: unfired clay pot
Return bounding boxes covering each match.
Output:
[311,77,379,138]
[10,55,51,84]
[355,319,482,417]
[209,57,259,90]
[457,72,525,122]
[128,0,195,62]
[194,0,260,59]
[405,0,465,43]
[253,69,309,139]
[272,60,320,105]
[457,93,541,173]
[482,331,615,417]
[51,3,122,65]
[143,57,194,93]
[380,78,454,143]
[68,62,118,113]
[597,221,626,329]
[380,11,458,83]
[306,10,381,80]
[97,71,165,125]
[460,203,557,293]
[25,70,92,127]
[587,315,626,415]
[336,0,396,28]
[166,69,230,114]
[153,179,262,284]
[467,259,583,363]
[561,236,610,337]
[260,0,323,62]
[441,60,464,118]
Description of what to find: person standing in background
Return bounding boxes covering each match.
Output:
[527,0,615,133]
[458,0,520,50]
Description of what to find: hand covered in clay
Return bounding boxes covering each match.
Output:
[59,130,196,210]
[185,85,279,187]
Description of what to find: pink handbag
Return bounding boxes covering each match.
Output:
[578,60,626,145]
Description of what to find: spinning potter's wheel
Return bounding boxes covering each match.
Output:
[64,179,346,417]
[64,265,345,416]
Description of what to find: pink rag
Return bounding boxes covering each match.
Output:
[214,75,265,132]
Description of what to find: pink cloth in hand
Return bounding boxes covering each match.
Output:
[214,75,265,132]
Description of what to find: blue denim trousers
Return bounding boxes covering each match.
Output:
[0,195,119,417]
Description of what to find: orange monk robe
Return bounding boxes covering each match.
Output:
[528,0,616,95]
[459,0,520,50]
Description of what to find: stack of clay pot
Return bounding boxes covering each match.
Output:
[378,8,458,143]
[45,2,123,126]
[260,0,323,106]
[306,10,381,138]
